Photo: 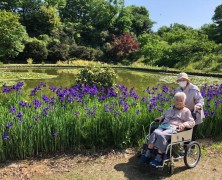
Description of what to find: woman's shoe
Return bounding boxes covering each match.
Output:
[139,155,151,163]
[150,159,163,168]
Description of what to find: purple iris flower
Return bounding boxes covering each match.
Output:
[34,116,40,121]
[100,87,105,93]
[162,85,168,93]
[2,132,10,141]
[204,110,210,117]
[13,82,24,91]
[91,110,96,116]
[104,104,110,112]
[130,92,139,99]
[114,111,121,116]
[49,86,57,92]
[6,122,14,129]
[123,103,129,112]
[33,99,42,109]
[148,105,153,112]
[74,111,79,117]
[30,89,37,96]
[42,95,50,103]
[19,101,27,107]
[98,95,106,101]
[141,96,146,102]
[49,96,56,105]
[10,106,16,114]
[136,110,140,115]
[43,110,48,116]
[2,87,11,93]
[42,106,51,116]
[16,112,23,119]
[131,101,137,106]
[158,107,164,112]
[119,99,124,105]
[107,88,117,97]
[152,87,158,91]
[40,82,46,87]
[52,131,58,137]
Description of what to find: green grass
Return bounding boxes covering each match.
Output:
[0,71,57,87]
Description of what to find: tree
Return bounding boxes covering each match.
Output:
[114,8,132,34]
[86,0,119,46]
[0,0,20,12]
[61,0,92,23]
[47,39,69,62]
[200,24,221,43]
[125,5,153,36]
[107,0,124,7]
[212,4,222,25]
[114,5,153,36]
[210,4,222,43]
[138,33,169,64]
[18,0,43,21]
[21,38,48,63]
[24,6,61,37]
[109,32,139,62]
[157,37,218,68]
[44,0,66,9]
[145,23,221,68]
[0,10,28,60]
[158,24,199,45]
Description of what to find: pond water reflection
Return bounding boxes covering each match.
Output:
[6,68,177,96]
[3,68,222,96]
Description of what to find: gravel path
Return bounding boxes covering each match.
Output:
[0,140,221,180]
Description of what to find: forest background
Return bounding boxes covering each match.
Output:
[1,0,222,72]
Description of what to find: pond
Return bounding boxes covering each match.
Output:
[1,68,222,96]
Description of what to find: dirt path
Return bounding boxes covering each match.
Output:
[0,140,222,180]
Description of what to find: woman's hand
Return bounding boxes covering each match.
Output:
[194,105,201,111]
[178,124,186,131]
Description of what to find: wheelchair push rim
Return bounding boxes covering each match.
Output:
[184,141,201,168]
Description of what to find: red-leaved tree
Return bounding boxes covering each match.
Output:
[111,33,139,62]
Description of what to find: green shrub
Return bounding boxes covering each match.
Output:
[26,58,33,65]
[47,39,70,62]
[22,38,48,63]
[75,66,117,89]
[69,46,103,60]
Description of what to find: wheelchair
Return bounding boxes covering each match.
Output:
[140,121,201,175]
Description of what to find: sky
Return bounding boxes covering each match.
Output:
[124,0,222,31]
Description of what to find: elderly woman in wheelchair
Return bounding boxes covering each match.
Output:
[140,92,198,171]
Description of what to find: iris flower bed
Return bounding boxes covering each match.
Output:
[0,82,221,161]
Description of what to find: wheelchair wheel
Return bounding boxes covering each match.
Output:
[184,141,201,168]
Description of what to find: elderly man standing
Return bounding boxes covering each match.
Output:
[175,72,205,140]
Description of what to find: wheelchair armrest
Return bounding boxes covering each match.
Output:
[171,128,193,143]
[176,127,192,133]
[154,116,164,123]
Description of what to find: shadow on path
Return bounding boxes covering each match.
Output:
[114,154,189,180]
